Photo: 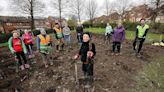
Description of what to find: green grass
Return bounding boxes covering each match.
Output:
[85,27,164,41]
[132,57,164,92]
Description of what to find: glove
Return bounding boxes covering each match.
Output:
[74,54,79,60]
[87,51,94,58]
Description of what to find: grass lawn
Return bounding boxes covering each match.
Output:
[85,27,164,41]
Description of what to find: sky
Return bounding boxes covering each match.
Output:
[0,0,146,20]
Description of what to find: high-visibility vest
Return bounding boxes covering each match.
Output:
[38,34,50,45]
[38,34,50,53]
[137,24,149,38]
[54,27,63,38]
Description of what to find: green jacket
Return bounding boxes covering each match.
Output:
[8,37,27,54]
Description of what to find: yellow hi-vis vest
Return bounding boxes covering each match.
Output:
[54,27,63,38]
[137,24,149,38]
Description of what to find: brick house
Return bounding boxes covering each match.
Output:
[0,16,31,34]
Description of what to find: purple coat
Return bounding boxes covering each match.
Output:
[112,26,125,43]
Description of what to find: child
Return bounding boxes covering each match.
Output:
[36,28,53,68]
[22,30,34,58]
[53,23,65,51]
[104,23,113,43]
[8,30,29,70]
[112,22,125,55]
[74,32,96,84]
[63,24,71,49]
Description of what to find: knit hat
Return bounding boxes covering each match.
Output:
[83,32,92,38]
[40,28,46,34]
[12,30,19,34]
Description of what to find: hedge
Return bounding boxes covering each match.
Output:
[83,22,164,33]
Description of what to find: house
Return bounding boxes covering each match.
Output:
[91,4,164,23]
[93,13,120,24]
[125,4,152,22]
[0,16,31,33]
[0,16,52,34]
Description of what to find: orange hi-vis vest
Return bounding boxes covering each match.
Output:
[38,34,50,45]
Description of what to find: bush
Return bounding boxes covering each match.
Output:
[150,23,164,34]
[0,33,12,43]
[123,22,139,31]
[83,21,91,28]
[83,22,117,29]
[67,19,77,30]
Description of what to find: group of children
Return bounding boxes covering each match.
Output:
[8,30,33,70]
[8,19,149,85]
[8,22,72,70]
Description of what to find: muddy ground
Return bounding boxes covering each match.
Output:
[0,33,164,92]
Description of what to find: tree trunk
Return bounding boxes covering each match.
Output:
[30,0,35,31]
[90,19,93,27]
[59,0,62,24]
[78,13,81,22]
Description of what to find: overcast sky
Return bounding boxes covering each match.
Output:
[0,0,146,20]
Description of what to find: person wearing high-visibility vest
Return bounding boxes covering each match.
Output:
[133,18,149,57]
[36,28,53,68]
[53,23,65,52]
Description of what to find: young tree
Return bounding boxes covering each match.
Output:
[10,0,45,30]
[70,0,85,22]
[104,0,111,16]
[114,0,132,21]
[52,0,69,22]
[86,0,98,26]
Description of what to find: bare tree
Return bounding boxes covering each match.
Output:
[104,0,110,16]
[86,0,98,25]
[52,0,69,22]
[149,0,164,23]
[114,0,132,21]
[11,0,45,30]
[70,0,85,22]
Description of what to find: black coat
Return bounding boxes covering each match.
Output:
[76,26,83,34]
[78,42,96,62]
